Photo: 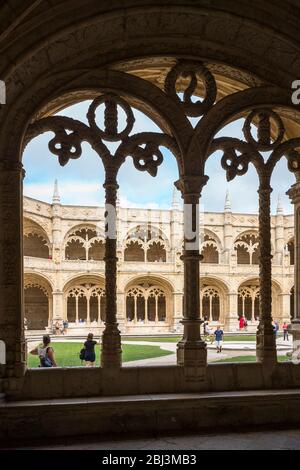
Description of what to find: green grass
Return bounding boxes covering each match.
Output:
[213,355,290,363]
[27,342,173,368]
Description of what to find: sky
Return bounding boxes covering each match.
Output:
[23,101,295,214]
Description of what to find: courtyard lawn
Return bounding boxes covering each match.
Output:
[27,342,172,368]
[213,355,290,363]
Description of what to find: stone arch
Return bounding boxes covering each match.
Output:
[24,273,53,330]
[201,230,222,264]
[234,230,259,265]
[200,277,229,324]
[64,224,105,261]
[63,275,106,324]
[23,218,51,259]
[124,275,173,327]
[286,237,295,266]
[3,2,300,166]
[238,278,282,322]
[123,225,169,262]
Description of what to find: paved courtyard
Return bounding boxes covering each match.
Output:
[4,427,300,450]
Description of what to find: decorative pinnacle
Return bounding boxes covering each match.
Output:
[172,186,180,209]
[224,189,232,212]
[52,179,61,204]
[277,194,284,215]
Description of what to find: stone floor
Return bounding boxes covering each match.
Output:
[3,427,300,450]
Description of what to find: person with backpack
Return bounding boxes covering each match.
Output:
[80,333,98,367]
[214,325,224,353]
[30,335,57,368]
[283,322,289,341]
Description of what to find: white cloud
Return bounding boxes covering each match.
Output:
[24,181,104,206]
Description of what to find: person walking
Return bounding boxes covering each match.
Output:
[214,326,224,354]
[283,322,289,341]
[82,333,98,367]
[30,335,57,368]
[239,315,245,331]
[63,319,69,335]
[54,321,60,336]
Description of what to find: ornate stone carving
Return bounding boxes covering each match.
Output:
[25,93,180,369]
[209,109,300,365]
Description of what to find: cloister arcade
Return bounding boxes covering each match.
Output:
[2,0,300,439]
[22,195,294,333]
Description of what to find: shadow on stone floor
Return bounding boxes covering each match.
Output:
[2,425,300,450]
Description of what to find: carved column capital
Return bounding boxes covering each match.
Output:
[175,175,209,200]
[287,182,300,205]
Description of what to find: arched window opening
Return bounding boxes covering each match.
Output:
[124,240,144,262]
[201,286,221,322]
[24,233,50,259]
[235,233,259,265]
[201,235,219,264]
[65,227,104,261]
[147,241,166,262]
[124,225,168,262]
[88,240,105,261]
[126,283,167,324]
[66,284,106,324]
[65,239,85,260]
[24,285,49,330]
[238,285,260,322]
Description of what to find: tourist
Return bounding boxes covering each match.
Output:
[82,333,98,367]
[203,321,210,341]
[55,321,60,335]
[283,322,289,341]
[214,325,224,353]
[239,315,245,330]
[24,317,28,331]
[30,334,57,368]
[244,319,248,331]
[63,319,69,335]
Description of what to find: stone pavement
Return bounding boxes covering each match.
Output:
[5,427,300,450]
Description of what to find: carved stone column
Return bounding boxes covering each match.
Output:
[101,175,122,368]
[0,160,26,394]
[287,179,300,351]
[175,176,208,381]
[172,291,183,333]
[256,180,277,364]
[226,292,239,332]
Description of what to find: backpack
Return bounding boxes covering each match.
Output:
[40,356,53,367]
[79,348,86,361]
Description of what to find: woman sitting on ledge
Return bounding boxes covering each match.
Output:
[30,334,58,368]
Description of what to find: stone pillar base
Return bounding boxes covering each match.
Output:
[101,323,122,368]
[256,324,277,365]
[225,317,239,333]
[177,340,207,382]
